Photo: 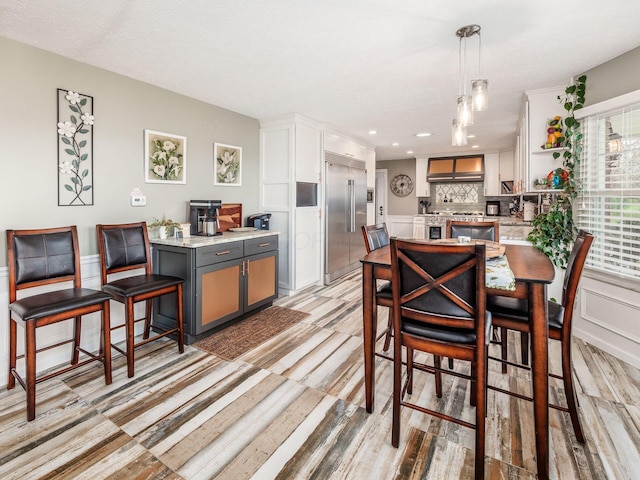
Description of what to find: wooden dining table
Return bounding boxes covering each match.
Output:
[361,242,555,480]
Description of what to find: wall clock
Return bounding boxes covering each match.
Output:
[390,174,414,197]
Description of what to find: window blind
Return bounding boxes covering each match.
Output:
[575,104,640,281]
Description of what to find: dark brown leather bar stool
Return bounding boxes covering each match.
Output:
[361,223,393,351]
[96,222,184,378]
[488,230,594,443]
[6,226,113,421]
[390,238,490,480]
[446,220,499,241]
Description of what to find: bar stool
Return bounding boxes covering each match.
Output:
[96,222,184,378]
[6,226,113,421]
[361,223,393,351]
[488,230,594,443]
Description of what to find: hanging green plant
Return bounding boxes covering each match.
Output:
[528,75,586,269]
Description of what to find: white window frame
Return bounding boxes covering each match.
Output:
[575,90,640,290]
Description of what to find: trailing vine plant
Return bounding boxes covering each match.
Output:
[528,75,586,269]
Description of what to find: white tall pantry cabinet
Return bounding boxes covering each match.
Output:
[260,114,323,295]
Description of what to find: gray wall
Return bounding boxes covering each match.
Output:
[0,36,260,266]
[376,158,418,215]
[581,46,640,106]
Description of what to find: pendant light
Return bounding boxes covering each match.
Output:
[456,25,476,127]
[453,24,488,146]
[471,27,488,111]
[452,119,467,146]
[472,79,489,111]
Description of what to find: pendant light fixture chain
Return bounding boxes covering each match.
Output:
[452,24,487,146]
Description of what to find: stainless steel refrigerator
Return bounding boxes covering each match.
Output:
[324,153,367,284]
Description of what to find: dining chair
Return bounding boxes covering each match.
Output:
[361,223,393,351]
[446,220,499,241]
[96,222,184,378]
[390,238,490,480]
[6,226,113,420]
[487,229,594,443]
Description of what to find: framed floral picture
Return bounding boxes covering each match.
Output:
[144,130,187,184]
[214,142,242,186]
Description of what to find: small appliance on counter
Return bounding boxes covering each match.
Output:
[485,200,500,216]
[523,201,536,222]
[189,199,222,236]
[247,213,271,230]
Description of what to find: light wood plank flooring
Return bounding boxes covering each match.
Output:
[1,270,638,479]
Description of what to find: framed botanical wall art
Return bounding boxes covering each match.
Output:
[144,130,187,184]
[57,89,94,205]
[214,142,242,186]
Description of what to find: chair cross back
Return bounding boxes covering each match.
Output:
[392,241,485,330]
[389,237,489,479]
[396,249,478,319]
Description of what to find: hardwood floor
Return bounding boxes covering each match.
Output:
[1,270,638,479]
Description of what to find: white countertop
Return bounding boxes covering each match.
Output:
[150,230,279,248]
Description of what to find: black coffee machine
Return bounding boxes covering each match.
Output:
[189,200,222,236]
[247,213,271,230]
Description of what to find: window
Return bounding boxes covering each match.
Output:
[575,103,640,283]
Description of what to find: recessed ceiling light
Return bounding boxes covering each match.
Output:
[368,130,377,135]
[407,150,414,154]
[415,132,432,137]
[391,142,399,146]
[467,134,476,139]
[471,145,480,148]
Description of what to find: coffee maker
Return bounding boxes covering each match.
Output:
[189,200,222,236]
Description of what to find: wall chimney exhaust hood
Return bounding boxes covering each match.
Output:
[427,154,484,182]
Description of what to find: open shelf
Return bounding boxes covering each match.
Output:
[532,147,567,154]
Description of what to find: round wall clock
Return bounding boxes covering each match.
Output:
[390,174,414,197]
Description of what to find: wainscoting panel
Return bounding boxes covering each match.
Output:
[575,276,640,369]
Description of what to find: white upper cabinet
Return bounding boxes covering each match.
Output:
[415,156,430,197]
[499,150,514,183]
[483,153,500,196]
[324,128,367,161]
[295,122,322,183]
[484,150,514,196]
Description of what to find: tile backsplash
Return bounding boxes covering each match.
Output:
[435,183,481,203]
[428,182,485,212]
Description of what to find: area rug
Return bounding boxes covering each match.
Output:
[193,306,310,361]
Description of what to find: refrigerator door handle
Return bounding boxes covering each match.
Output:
[348,179,355,232]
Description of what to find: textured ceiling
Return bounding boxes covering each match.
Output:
[2,0,639,160]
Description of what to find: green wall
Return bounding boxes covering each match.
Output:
[0,36,260,266]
